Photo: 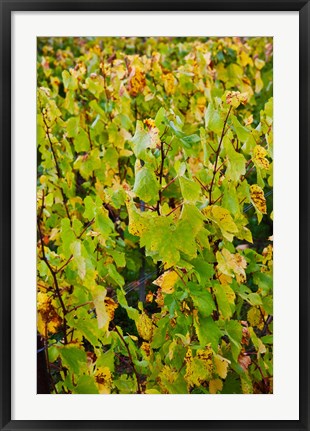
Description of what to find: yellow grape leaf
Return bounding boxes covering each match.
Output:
[145,292,154,303]
[226,91,248,108]
[250,184,267,214]
[128,67,146,96]
[238,226,253,244]
[254,58,265,70]
[126,200,149,237]
[222,283,236,304]
[184,347,213,389]
[203,205,238,241]
[143,118,156,128]
[145,388,161,394]
[158,365,178,393]
[253,145,270,170]
[136,312,153,341]
[141,342,151,359]
[37,292,62,335]
[143,118,161,148]
[214,355,230,379]
[255,70,264,93]
[162,72,176,95]
[155,288,164,307]
[216,248,247,283]
[218,273,233,286]
[92,290,118,331]
[262,244,273,264]
[196,346,213,369]
[95,366,113,394]
[105,297,118,321]
[153,269,179,294]
[244,114,254,126]
[247,306,264,328]
[168,339,178,361]
[93,290,108,330]
[241,375,253,394]
[209,378,223,394]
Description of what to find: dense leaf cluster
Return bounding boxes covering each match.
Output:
[37,36,273,394]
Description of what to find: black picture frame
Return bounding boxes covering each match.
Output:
[1,1,309,430]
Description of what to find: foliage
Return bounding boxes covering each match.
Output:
[37,36,273,394]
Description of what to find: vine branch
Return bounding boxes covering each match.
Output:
[208,106,232,204]
[41,108,71,222]
[112,324,142,394]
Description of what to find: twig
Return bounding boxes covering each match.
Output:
[156,140,166,215]
[260,315,273,337]
[213,193,224,205]
[161,176,177,192]
[41,109,71,223]
[66,302,92,315]
[166,202,183,217]
[44,325,58,394]
[208,106,232,204]
[112,324,142,394]
[193,176,209,193]
[37,219,68,344]
[56,218,94,274]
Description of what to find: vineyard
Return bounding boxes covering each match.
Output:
[37,36,273,394]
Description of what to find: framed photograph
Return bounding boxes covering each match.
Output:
[1,1,308,430]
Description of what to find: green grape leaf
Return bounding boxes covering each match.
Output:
[192,257,215,285]
[107,263,125,287]
[74,128,90,153]
[213,283,234,319]
[84,196,97,220]
[188,282,215,317]
[253,271,272,294]
[62,70,78,90]
[59,346,87,375]
[133,166,159,203]
[66,117,79,138]
[225,320,242,362]
[109,250,126,268]
[193,315,222,350]
[204,205,238,241]
[60,218,76,258]
[70,240,86,280]
[224,140,246,182]
[130,121,157,161]
[231,115,251,143]
[95,209,114,238]
[140,216,181,266]
[74,375,99,394]
[179,176,201,202]
[205,103,224,135]
[117,288,139,322]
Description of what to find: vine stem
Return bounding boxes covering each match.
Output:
[208,106,232,204]
[41,108,71,223]
[112,324,142,394]
[156,140,166,215]
[37,219,68,344]
[56,218,95,274]
[37,192,68,344]
[161,176,177,192]
[44,325,58,394]
[166,202,183,217]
